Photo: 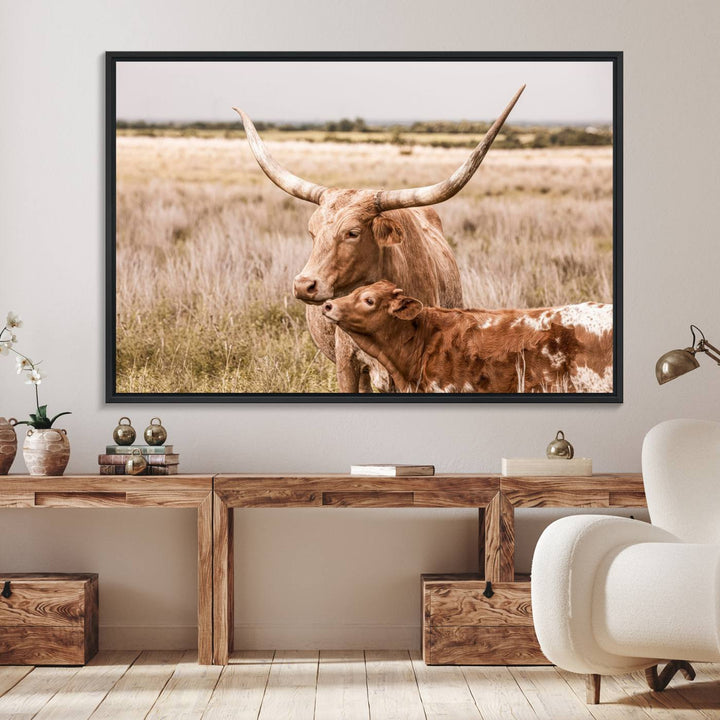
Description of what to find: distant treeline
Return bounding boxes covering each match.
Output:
[116,118,613,148]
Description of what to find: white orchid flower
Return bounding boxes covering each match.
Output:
[0,342,9,356]
[16,356,32,373]
[25,368,46,385]
[6,312,22,329]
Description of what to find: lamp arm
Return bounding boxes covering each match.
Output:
[698,339,720,365]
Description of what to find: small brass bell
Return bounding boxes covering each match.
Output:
[125,449,147,475]
[112,417,136,446]
[144,417,167,446]
[546,430,574,459]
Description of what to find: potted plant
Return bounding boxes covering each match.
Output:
[1,312,72,476]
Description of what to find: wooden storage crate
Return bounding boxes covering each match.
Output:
[422,573,548,665]
[0,573,98,665]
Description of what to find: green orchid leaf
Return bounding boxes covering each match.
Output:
[48,411,72,427]
[37,405,48,418]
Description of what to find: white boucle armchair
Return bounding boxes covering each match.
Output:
[531,418,720,704]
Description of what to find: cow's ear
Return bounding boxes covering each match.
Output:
[390,295,423,320]
[372,213,405,247]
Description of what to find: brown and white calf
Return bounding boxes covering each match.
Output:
[321,281,613,393]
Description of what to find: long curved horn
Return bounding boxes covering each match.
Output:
[375,85,525,211]
[233,108,327,204]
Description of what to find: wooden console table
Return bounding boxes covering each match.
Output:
[1,473,647,666]
[0,475,214,665]
[212,473,645,665]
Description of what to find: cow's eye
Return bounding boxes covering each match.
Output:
[365,298,375,306]
[347,229,361,239]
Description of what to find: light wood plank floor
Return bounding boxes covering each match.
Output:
[0,651,717,720]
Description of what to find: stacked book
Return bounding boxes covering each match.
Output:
[98,445,180,475]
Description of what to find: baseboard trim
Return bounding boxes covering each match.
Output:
[99,623,421,650]
[100,625,198,650]
[234,623,421,650]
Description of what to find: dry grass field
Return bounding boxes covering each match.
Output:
[115,136,613,394]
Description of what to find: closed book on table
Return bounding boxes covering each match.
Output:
[105,445,174,455]
[0,573,98,665]
[350,464,435,477]
[501,457,592,476]
[98,453,179,466]
[98,464,179,475]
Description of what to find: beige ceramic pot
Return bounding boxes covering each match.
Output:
[22,427,70,476]
[0,417,18,475]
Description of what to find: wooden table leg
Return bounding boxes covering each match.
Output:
[484,492,515,582]
[213,492,234,665]
[197,493,213,665]
[478,507,486,577]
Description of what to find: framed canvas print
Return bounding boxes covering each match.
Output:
[106,51,622,403]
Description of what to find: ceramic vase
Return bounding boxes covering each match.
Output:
[0,417,18,475]
[22,428,70,476]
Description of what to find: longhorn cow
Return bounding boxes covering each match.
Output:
[234,86,525,392]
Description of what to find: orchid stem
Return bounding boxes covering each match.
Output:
[9,348,33,363]
[2,325,42,412]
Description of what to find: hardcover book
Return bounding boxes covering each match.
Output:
[105,445,174,455]
[501,457,592,476]
[98,464,179,475]
[98,453,180,466]
[146,465,178,475]
[350,464,435,477]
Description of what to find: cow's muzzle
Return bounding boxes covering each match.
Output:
[293,274,331,304]
[321,301,340,323]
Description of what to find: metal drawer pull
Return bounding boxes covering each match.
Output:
[1,581,11,598]
[483,581,494,598]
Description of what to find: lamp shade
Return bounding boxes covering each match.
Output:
[655,348,700,384]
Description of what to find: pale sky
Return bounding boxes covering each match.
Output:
[116,59,614,125]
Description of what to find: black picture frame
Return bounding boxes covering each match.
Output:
[106,51,623,404]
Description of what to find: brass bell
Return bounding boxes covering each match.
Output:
[125,449,147,475]
[113,417,136,446]
[144,417,167,446]
[546,430,574,459]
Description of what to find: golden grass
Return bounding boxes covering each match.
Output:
[116,137,613,394]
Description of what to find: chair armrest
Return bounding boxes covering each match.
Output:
[594,540,720,662]
[531,515,679,674]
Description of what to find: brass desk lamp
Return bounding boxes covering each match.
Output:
[656,325,720,384]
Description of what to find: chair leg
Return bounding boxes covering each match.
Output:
[645,661,696,692]
[586,674,601,704]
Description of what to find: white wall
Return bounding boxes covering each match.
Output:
[1,0,719,649]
